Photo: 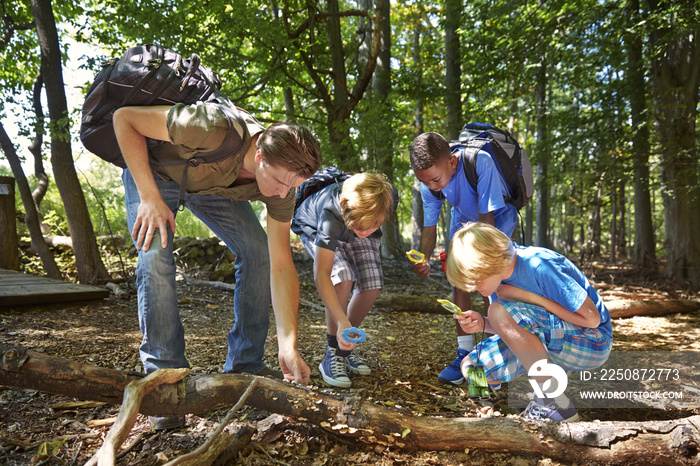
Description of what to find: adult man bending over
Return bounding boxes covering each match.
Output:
[113,98,321,429]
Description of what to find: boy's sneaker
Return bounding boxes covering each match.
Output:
[345,352,371,375]
[521,399,579,422]
[438,348,469,385]
[319,347,351,388]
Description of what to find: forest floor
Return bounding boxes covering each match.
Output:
[1,245,699,465]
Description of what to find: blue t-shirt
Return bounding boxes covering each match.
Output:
[495,244,613,338]
[420,149,517,238]
[291,182,382,251]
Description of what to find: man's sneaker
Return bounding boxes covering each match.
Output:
[345,352,371,375]
[438,348,469,385]
[521,399,579,422]
[319,347,351,388]
[149,415,185,431]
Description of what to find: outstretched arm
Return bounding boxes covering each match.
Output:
[479,211,495,226]
[497,284,601,328]
[413,225,437,277]
[313,247,354,350]
[267,217,311,385]
[113,106,176,251]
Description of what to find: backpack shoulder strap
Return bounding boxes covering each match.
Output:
[154,100,248,210]
[457,138,489,192]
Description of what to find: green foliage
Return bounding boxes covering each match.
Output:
[75,158,129,238]
[1,0,694,274]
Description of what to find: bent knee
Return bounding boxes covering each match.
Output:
[487,302,515,332]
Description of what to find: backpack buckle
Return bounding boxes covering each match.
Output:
[147,58,163,69]
[102,58,118,67]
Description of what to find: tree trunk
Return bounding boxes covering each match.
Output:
[372,0,402,259]
[588,174,604,259]
[411,178,423,250]
[28,71,49,221]
[324,0,359,169]
[618,182,627,258]
[444,0,461,140]
[443,0,458,252]
[648,0,700,288]
[294,3,380,168]
[2,347,698,465]
[610,159,618,263]
[270,0,296,122]
[30,0,109,284]
[564,95,579,255]
[534,54,549,248]
[411,16,425,252]
[0,121,62,278]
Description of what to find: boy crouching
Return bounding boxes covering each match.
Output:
[445,222,613,421]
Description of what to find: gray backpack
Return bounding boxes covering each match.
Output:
[431,123,535,211]
[80,44,246,207]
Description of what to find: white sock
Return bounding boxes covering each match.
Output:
[457,335,474,351]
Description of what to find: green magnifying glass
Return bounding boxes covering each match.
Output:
[437,298,463,315]
[405,249,426,264]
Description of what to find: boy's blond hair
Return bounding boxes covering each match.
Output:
[446,222,515,292]
[340,173,394,231]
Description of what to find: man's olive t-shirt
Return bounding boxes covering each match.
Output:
[148,101,296,222]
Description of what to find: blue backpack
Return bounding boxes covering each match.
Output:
[294,166,350,211]
[436,123,534,211]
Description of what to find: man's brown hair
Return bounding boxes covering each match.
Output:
[257,123,322,178]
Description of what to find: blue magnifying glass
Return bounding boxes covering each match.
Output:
[342,327,367,343]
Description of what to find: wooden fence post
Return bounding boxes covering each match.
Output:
[0,176,20,270]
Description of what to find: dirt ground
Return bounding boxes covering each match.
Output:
[1,250,699,465]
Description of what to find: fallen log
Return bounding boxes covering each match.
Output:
[42,235,125,250]
[606,298,700,319]
[1,346,698,465]
[85,368,191,466]
[181,273,236,292]
[162,379,258,466]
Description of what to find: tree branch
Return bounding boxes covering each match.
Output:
[0,13,35,51]
[0,121,61,278]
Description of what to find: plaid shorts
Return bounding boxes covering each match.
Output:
[467,299,612,383]
[300,235,383,292]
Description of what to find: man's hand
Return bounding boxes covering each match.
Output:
[453,310,485,334]
[412,261,431,278]
[132,197,176,251]
[278,348,311,385]
[113,105,176,251]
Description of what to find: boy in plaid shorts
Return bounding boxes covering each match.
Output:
[292,172,396,388]
[409,132,518,386]
[445,222,612,421]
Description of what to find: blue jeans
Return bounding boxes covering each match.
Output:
[123,169,272,374]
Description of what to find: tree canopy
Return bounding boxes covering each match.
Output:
[0,0,699,287]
